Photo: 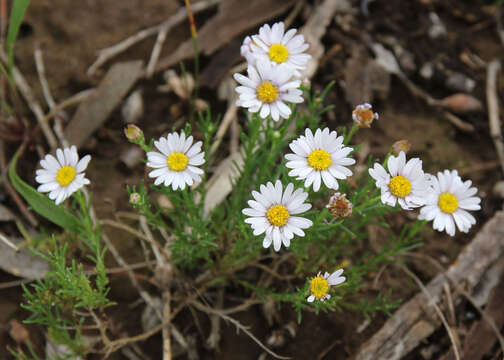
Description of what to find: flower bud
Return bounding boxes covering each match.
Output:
[352,103,379,128]
[326,192,353,218]
[392,140,411,156]
[124,124,143,143]
[129,192,142,205]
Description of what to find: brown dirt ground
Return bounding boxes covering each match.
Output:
[1,0,503,359]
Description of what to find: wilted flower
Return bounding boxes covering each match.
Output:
[352,103,379,128]
[35,146,91,205]
[307,269,346,302]
[326,192,353,218]
[392,140,411,156]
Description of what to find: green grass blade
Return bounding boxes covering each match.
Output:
[6,0,31,75]
[9,147,82,233]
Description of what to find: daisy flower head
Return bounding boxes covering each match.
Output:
[368,151,428,210]
[352,103,379,128]
[233,60,303,121]
[146,132,205,191]
[35,146,91,205]
[250,22,311,76]
[307,269,346,303]
[240,36,256,65]
[419,170,481,236]
[242,180,313,252]
[285,128,356,192]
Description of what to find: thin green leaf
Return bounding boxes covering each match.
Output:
[6,0,31,75]
[9,148,82,232]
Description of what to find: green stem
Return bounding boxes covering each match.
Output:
[344,123,359,145]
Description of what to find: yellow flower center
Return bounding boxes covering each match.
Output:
[438,192,458,214]
[388,175,412,198]
[310,276,329,299]
[307,149,332,171]
[167,152,189,172]
[256,81,278,104]
[268,43,289,64]
[266,204,290,227]
[56,166,76,187]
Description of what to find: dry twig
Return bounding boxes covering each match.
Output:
[191,300,290,360]
[355,211,504,360]
[486,59,503,175]
[399,264,461,360]
[88,0,220,76]
[403,251,504,356]
[0,49,58,148]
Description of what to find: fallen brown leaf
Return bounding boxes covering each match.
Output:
[64,61,143,147]
[441,93,483,113]
[155,0,295,72]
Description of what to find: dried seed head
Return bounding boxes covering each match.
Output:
[352,103,379,128]
[392,139,411,156]
[326,192,353,218]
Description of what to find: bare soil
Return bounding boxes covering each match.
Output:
[1,0,502,359]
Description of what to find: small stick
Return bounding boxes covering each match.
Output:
[497,10,504,47]
[191,300,291,360]
[162,288,172,360]
[34,45,72,148]
[443,111,475,133]
[206,287,224,349]
[40,88,95,128]
[0,49,58,148]
[209,101,237,158]
[88,0,220,75]
[0,232,19,251]
[399,264,461,360]
[403,252,504,355]
[486,59,504,175]
[34,45,56,108]
[146,24,169,78]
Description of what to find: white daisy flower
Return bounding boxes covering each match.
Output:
[285,128,356,192]
[368,151,429,210]
[242,180,313,252]
[233,60,303,121]
[250,22,311,75]
[240,36,256,65]
[419,170,481,236]
[307,269,346,303]
[146,132,205,191]
[35,146,91,205]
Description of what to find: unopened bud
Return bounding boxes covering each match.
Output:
[124,124,143,142]
[352,103,379,128]
[129,192,141,205]
[392,140,411,156]
[326,192,353,218]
